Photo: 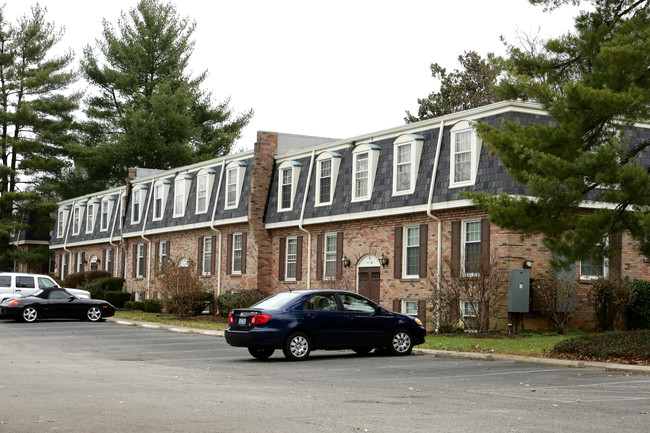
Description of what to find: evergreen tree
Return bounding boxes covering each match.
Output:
[0,4,79,271]
[468,0,650,265]
[405,51,502,123]
[71,0,252,193]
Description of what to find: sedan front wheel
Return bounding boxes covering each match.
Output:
[283,332,311,361]
[388,329,413,356]
[86,306,102,322]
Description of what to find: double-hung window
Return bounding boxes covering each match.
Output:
[154,185,164,220]
[580,239,608,279]
[136,243,145,278]
[226,168,237,208]
[159,240,169,268]
[354,152,369,199]
[57,209,65,238]
[132,190,141,224]
[100,200,109,231]
[395,143,412,193]
[404,226,420,278]
[318,159,332,204]
[324,233,338,280]
[72,206,81,235]
[232,233,243,274]
[174,179,185,217]
[197,174,208,213]
[281,168,292,210]
[285,237,298,280]
[462,220,482,276]
[85,203,94,233]
[449,121,481,188]
[392,134,423,196]
[202,237,213,276]
[462,300,479,331]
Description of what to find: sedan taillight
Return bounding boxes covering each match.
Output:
[251,314,271,325]
[7,300,19,306]
[228,313,234,324]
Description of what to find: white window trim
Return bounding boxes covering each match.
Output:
[100,199,109,232]
[77,251,84,273]
[285,236,298,281]
[224,161,246,210]
[57,209,66,238]
[461,299,479,332]
[449,121,482,189]
[461,219,482,277]
[232,232,243,275]
[173,174,192,218]
[159,240,169,268]
[136,243,145,278]
[277,161,302,212]
[131,189,142,224]
[85,202,95,234]
[402,225,420,279]
[324,232,338,280]
[105,248,113,273]
[72,205,83,236]
[351,143,380,202]
[315,152,341,207]
[392,134,423,196]
[195,169,216,214]
[153,184,164,221]
[401,299,419,316]
[579,238,609,280]
[202,236,212,276]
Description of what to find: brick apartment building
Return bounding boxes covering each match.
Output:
[49,101,650,331]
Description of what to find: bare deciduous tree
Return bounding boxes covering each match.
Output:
[155,259,209,317]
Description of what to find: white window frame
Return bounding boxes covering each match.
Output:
[72,205,82,235]
[100,200,109,231]
[61,253,68,279]
[159,240,169,268]
[153,184,164,220]
[202,236,212,276]
[224,161,246,210]
[449,121,482,188]
[324,232,338,280]
[318,158,332,205]
[136,243,145,278]
[173,174,191,218]
[196,174,209,214]
[131,189,142,224]
[77,251,85,272]
[315,152,341,207]
[277,161,302,212]
[285,236,298,281]
[402,299,418,316]
[85,202,95,233]
[352,143,380,202]
[461,300,479,332]
[580,239,609,280]
[392,134,423,196]
[402,225,420,279]
[57,209,65,238]
[105,248,113,274]
[462,219,482,277]
[232,232,243,274]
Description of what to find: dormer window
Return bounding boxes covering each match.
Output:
[152,179,171,221]
[100,200,109,231]
[315,151,341,206]
[224,161,246,210]
[195,168,216,214]
[131,188,142,224]
[85,200,97,233]
[72,204,84,235]
[173,174,192,217]
[277,160,302,212]
[57,207,69,238]
[392,134,424,196]
[450,121,482,188]
[352,143,380,202]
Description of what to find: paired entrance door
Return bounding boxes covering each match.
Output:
[358,266,380,303]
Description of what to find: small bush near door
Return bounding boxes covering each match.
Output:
[627,279,650,330]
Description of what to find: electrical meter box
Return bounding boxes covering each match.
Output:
[508,269,530,313]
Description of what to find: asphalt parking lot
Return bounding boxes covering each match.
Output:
[1,319,648,433]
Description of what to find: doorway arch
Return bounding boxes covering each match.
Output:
[357,254,381,303]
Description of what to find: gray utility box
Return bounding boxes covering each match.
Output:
[508,269,530,313]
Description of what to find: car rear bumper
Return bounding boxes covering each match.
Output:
[224,327,287,348]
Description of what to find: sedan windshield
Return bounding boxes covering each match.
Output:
[251,292,302,310]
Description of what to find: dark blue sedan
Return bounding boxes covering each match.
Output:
[225,290,426,361]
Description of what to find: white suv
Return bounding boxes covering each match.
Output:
[0,272,91,303]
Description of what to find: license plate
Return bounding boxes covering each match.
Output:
[238,317,247,325]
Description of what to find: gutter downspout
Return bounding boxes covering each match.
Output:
[62,201,75,278]
[298,151,316,290]
[141,179,156,298]
[108,191,124,277]
[210,161,227,297]
[427,120,445,332]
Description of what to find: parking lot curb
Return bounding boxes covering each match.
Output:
[107,318,649,373]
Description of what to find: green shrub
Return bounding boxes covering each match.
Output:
[132,301,146,311]
[124,301,134,310]
[216,291,266,317]
[588,277,632,331]
[165,291,213,315]
[103,291,132,308]
[627,279,650,330]
[63,270,111,288]
[552,330,650,361]
[144,299,163,313]
[83,277,125,299]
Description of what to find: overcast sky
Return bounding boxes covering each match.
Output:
[7,0,584,151]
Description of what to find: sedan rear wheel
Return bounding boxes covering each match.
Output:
[248,347,275,360]
[389,329,413,356]
[283,332,311,361]
[87,306,102,322]
[21,306,38,323]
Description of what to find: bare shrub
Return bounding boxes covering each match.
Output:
[531,271,578,333]
[155,259,210,317]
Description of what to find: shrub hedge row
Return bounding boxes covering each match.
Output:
[103,291,132,309]
[552,330,650,361]
[63,270,111,288]
[627,279,650,330]
[216,291,266,317]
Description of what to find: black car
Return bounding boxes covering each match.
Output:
[0,287,116,323]
[225,290,426,361]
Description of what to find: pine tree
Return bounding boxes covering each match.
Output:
[70,0,252,193]
[0,4,79,271]
[468,0,650,264]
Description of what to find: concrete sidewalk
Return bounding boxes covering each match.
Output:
[107,317,650,374]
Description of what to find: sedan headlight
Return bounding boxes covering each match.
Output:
[414,318,423,326]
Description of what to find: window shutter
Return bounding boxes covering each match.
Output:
[143,243,148,278]
[59,255,63,279]
[197,237,203,273]
[394,226,402,279]
[480,218,491,275]
[154,242,160,273]
[226,234,233,275]
[241,232,247,274]
[419,224,428,278]
[316,233,323,280]
[279,237,286,281]
[609,233,623,278]
[337,232,344,279]
[102,249,107,272]
[393,299,401,313]
[211,235,217,276]
[451,221,461,277]
[296,236,303,281]
[418,299,427,324]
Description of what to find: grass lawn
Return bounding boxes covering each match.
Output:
[114,311,229,331]
[420,332,573,357]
